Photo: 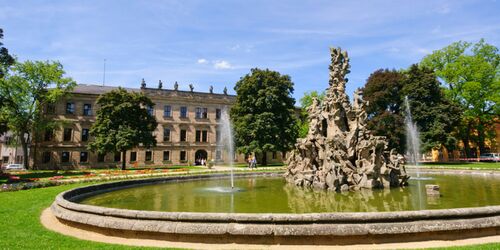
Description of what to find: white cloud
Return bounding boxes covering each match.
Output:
[213,60,233,69]
[197,58,208,64]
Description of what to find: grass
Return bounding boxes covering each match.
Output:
[415,162,500,170]
[0,171,498,249]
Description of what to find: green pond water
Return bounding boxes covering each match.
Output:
[79,173,500,213]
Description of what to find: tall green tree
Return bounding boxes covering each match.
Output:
[0,28,15,78]
[362,69,406,152]
[421,39,499,156]
[0,61,75,169]
[362,67,461,155]
[298,90,325,138]
[231,68,299,165]
[402,65,462,153]
[0,28,15,135]
[88,88,157,170]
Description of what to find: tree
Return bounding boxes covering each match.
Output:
[401,65,462,153]
[88,88,157,170]
[298,90,325,138]
[421,39,500,156]
[362,69,406,153]
[0,28,15,78]
[0,61,75,169]
[0,28,15,135]
[231,68,299,165]
[362,67,461,155]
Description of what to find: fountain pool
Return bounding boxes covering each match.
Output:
[78,172,500,213]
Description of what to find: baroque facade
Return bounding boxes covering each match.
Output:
[33,83,284,169]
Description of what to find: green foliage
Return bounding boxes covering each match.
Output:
[421,39,499,155]
[88,88,157,169]
[0,28,15,135]
[362,66,461,154]
[362,69,406,152]
[0,60,75,169]
[402,65,462,152]
[298,90,325,138]
[231,68,299,165]
[0,28,15,79]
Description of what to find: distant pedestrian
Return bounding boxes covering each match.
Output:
[251,156,257,169]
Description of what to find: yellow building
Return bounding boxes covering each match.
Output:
[32,83,284,169]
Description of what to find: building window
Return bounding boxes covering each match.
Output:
[180,106,187,118]
[163,128,170,142]
[216,150,222,160]
[216,108,221,119]
[46,104,55,114]
[163,151,170,161]
[202,108,208,119]
[44,130,53,141]
[98,153,105,162]
[196,130,208,142]
[83,104,92,116]
[202,130,207,142]
[195,130,201,142]
[180,129,187,142]
[163,105,171,117]
[63,128,72,141]
[42,152,51,163]
[130,152,137,162]
[145,151,152,162]
[114,152,121,162]
[61,152,70,163]
[147,105,154,116]
[195,107,202,119]
[180,151,186,161]
[80,152,88,163]
[272,152,277,159]
[66,102,75,114]
[81,128,89,142]
[195,107,208,119]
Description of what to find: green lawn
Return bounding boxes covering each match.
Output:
[415,162,500,170]
[0,175,498,249]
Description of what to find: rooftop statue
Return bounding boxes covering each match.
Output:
[285,47,409,191]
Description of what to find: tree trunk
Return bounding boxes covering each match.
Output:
[463,121,473,158]
[121,151,126,170]
[261,151,267,166]
[20,133,30,169]
[477,121,486,155]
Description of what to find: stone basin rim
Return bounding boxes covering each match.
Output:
[53,171,500,223]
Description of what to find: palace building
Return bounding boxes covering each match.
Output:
[32,82,285,169]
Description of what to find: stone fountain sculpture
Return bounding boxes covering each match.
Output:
[285,47,409,191]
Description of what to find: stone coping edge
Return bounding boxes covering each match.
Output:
[52,171,500,224]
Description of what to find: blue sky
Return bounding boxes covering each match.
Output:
[1,0,499,102]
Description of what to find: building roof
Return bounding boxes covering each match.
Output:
[71,84,235,98]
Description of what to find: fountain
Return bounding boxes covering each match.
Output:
[220,106,235,189]
[404,96,421,178]
[47,47,500,246]
[285,47,409,191]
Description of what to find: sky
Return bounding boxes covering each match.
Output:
[0,0,499,102]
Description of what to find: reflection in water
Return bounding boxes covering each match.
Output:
[80,174,500,213]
